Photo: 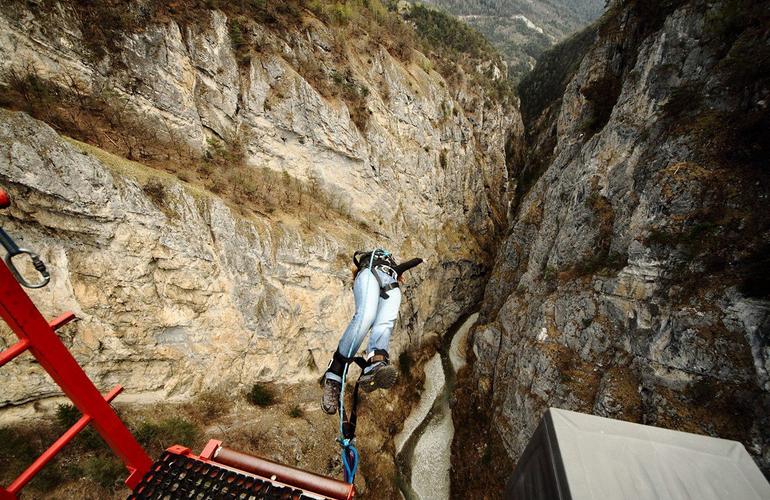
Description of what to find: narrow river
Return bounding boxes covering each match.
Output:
[395,312,479,500]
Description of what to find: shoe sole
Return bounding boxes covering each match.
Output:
[360,365,398,393]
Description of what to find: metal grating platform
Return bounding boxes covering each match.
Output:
[128,450,320,500]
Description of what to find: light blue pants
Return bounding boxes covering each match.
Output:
[326,267,402,382]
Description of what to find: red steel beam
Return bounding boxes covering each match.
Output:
[0,313,74,367]
[6,385,124,495]
[49,312,76,331]
[199,439,221,460]
[0,261,152,495]
[0,339,29,367]
[213,446,356,500]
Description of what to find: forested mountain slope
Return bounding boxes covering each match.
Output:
[423,0,605,79]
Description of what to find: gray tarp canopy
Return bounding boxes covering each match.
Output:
[505,408,770,500]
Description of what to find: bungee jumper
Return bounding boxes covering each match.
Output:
[321,248,423,483]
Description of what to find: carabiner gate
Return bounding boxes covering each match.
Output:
[0,228,50,289]
[4,250,50,289]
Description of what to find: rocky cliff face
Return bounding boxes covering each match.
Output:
[0,1,519,414]
[455,0,770,494]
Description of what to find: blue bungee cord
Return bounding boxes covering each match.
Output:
[337,249,388,483]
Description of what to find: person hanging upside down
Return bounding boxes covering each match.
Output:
[321,249,423,414]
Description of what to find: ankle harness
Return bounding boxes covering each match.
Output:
[327,350,367,378]
[366,349,390,366]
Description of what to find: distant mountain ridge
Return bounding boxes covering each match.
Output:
[421,0,605,80]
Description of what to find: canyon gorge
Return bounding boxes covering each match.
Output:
[0,0,767,498]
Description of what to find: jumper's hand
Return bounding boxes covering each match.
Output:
[398,274,406,284]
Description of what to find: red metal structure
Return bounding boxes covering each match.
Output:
[0,190,152,499]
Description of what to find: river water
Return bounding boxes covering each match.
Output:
[395,312,479,500]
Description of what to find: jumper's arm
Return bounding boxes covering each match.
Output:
[393,258,423,276]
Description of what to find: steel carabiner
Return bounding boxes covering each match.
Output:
[0,227,50,289]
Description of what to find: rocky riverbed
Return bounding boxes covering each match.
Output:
[397,313,478,499]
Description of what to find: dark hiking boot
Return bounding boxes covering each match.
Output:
[360,350,397,392]
[322,378,341,414]
[320,350,349,414]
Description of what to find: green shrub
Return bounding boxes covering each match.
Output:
[54,403,104,451]
[227,14,257,65]
[571,255,607,276]
[204,135,245,171]
[405,4,495,60]
[543,266,557,282]
[246,383,276,407]
[323,69,371,131]
[328,3,353,24]
[288,405,304,418]
[481,445,493,465]
[55,403,81,428]
[134,417,201,453]
[646,223,718,259]
[229,19,244,46]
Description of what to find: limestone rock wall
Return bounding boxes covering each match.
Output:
[0,2,519,415]
[455,0,770,491]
